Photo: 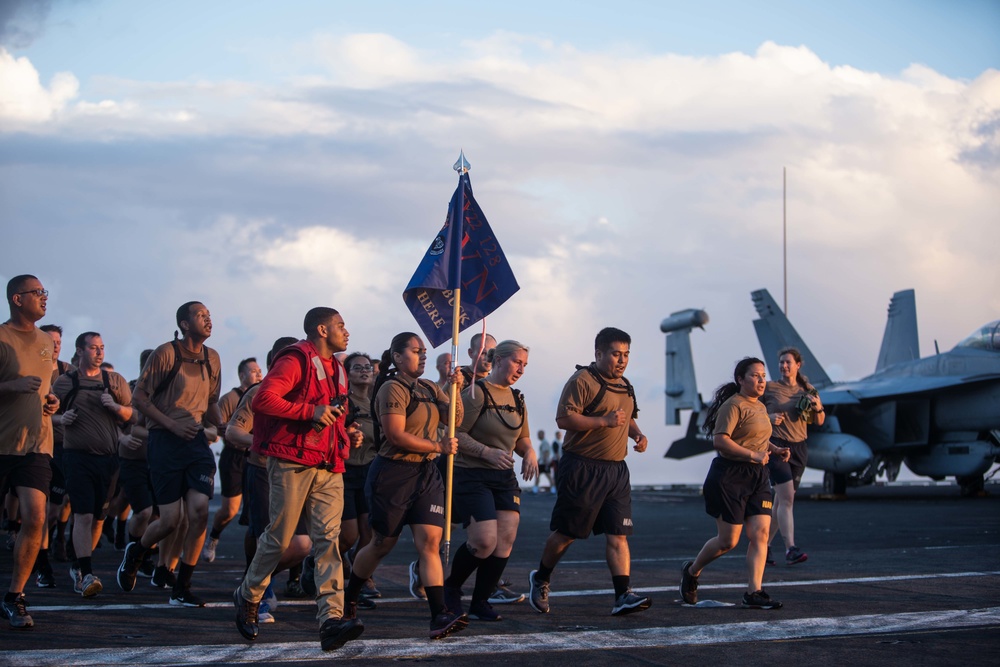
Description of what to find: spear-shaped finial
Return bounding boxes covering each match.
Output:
[453,150,471,174]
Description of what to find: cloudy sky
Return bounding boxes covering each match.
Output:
[2,0,998,485]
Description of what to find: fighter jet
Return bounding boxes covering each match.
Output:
[662,290,1000,495]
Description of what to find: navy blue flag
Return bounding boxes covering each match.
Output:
[403,172,519,348]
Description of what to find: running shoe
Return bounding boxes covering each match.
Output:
[138,556,156,578]
[741,589,783,609]
[261,584,278,610]
[320,616,364,651]
[785,546,808,565]
[611,589,652,616]
[680,560,699,605]
[258,599,275,623]
[70,564,82,594]
[80,573,102,598]
[169,588,207,607]
[408,560,426,600]
[468,599,502,621]
[116,542,140,592]
[1,593,33,629]
[489,579,525,604]
[35,567,55,589]
[151,566,176,589]
[429,610,468,639]
[202,537,219,563]
[528,570,550,614]
[362,578,381,599]
[284,578,308,599]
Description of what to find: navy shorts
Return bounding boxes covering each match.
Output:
[242,461,308,539]
[703,456,773,525]
[63,449,118,517]
[218,446,246,498]
[119,457,155,513]
[0,452,52,495]
[366,456,445,538]
[550,452,633,539]
[767,437,808,490]
[452,466,520,527]
[49,443,67,504]
[343,463,371,522]
[147,429,216,505]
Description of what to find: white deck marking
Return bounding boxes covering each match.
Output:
[7,607,1000,665]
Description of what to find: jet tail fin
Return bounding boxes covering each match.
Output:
[664,410,714,459]
[661,309,709,425]
[751,289,832,387]
[875,289,919,372]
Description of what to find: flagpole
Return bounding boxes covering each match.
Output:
[443,150,471,567]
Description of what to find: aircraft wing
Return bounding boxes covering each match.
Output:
[820,373,1000,405]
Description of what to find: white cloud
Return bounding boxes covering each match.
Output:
[0,47,77,123]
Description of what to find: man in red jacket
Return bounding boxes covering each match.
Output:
[233,307,364,652]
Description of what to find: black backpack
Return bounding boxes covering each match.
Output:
[576,364,639,420]
[61,369,112,413]
[151,340,213,402]
[470,379,525,431]
[370,376,438,449]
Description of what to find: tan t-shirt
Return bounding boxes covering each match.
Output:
[763,381,809,443]
[229,384,265,467]
[218,386,246,449]
[50,361,74,445]
[345,389,377,467]
[0,324,54,456]
[375,375,447,463]
[556,367,636,461]
[135,341,221,429]
[53,370,131,456]
[456,381,530,469]
[713,393,772,453]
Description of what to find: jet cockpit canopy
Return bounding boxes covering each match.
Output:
[954,320,1000,352]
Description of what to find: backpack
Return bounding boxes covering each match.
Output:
[151,340,212,402]
[61,369,112,413]
[576,364,639,420]
[470,379,525,431]
[370,376,438,449]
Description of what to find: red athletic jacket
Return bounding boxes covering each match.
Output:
[251,340,349,471]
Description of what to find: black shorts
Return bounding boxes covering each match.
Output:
[0,452,52,495]
[342,463,371,522]
[49,443,67,504]
[63,449,118,517]
[452,466,520,527]
[147,429,216,505]
[242,461,308,539]
[218,446,247,498]
[366,456,445,538]
[703,456,772,525]
[119,457,155,513]
[767,437,808,490]
[550,452,633,539]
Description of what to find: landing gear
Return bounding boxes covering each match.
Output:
[956,475,986,497]
[823,472,847,495]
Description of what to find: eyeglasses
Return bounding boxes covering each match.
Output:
[350,364,373,372]
[18,289,48,298]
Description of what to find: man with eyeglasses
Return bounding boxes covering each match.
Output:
[117,301,224,607]
[0,275,60,629]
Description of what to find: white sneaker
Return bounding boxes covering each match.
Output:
[80,573,103,598]
[202,537,218,563]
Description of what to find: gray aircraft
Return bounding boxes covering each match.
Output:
[661,290,1000,495]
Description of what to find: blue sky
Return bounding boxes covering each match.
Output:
[2,0,998,484]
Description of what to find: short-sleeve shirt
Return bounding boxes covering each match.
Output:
[135,341,222,429]
[375,375,448,463]
[229,384,266,466]
[53,370,132,456]
[455,381,530,469]
[763,381,810,443]
[218,386,246,448]
[713,393,772,453]
[345,390,377,467]
[556,367,635,461]
[0,324,54,456]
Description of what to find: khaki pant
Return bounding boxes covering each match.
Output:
[240,457,344,626]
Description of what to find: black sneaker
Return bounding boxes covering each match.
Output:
[680,561,699,605]
[114,526,127,551]
[284,578,308,599]
[170,588,206,607]
[785,546,808,565]
[2,593,33,629]
[35,567,55,588]
[117,542,140,592]
[233,588,259,641]
[357,595,377,610]
[151,566,177,589]
[362,578,381,599]
[138,556,156,578]
[468,599,502,621]
[320,616,364,651]
[443,584,464,616]
[429,610,468,640]
[611,590,652,616]
[528,570,550,614]
[742,589,783,609]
